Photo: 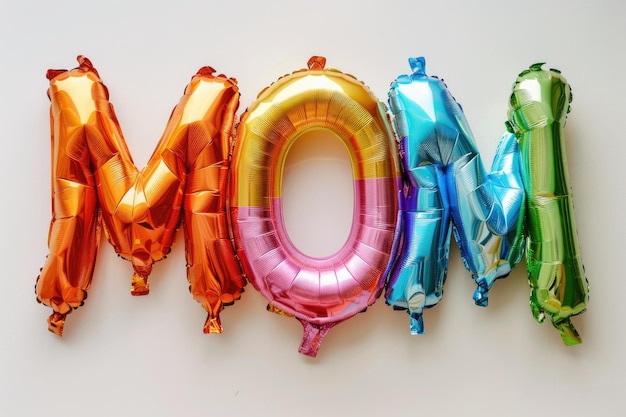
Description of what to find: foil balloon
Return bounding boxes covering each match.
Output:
[385,57,526,334]
[230,56,400,356]
[507,64,589,345]
[36,56,245,335]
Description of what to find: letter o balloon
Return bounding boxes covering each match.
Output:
[230,57,401,356]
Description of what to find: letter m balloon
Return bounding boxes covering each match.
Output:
[35,56,245,336]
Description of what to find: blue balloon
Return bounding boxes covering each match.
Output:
[385,57,526,334]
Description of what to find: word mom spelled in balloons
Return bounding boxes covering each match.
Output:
[36,55,589,356]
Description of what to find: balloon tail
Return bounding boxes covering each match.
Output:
[297,320,337,357]
[47,312,66,337]
[410,313,424,335]
[203,315,223,334]
[130,272,150,296]
[554,319,582,346]
[473,277,490,307]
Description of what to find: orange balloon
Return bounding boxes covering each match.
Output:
[36,56,245,336]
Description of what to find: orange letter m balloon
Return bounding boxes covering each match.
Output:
[35,56,245,336]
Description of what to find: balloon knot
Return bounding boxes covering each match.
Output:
[307,56,326,70]
[48,312,66,336]
[197,66,216,77]
[204,315,223,334]
[76,55,94,72]
[297,320,337,357]
[409,57,427,77]
[131,272,150,296]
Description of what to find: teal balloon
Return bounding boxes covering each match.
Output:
[385,57,526,334]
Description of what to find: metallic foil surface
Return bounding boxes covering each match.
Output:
[36,56,245,336]
[230,57,400,356]
[385,57,526,334]
[507,64,589,345]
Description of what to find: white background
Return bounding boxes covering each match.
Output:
[1,1,623,416]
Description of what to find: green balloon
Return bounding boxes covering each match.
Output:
[507,64,589,346]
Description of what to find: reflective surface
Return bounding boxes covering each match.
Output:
[36,56,245,335]
[385,57,526,334]
[230,57,400,356]
[508,64,589,345]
